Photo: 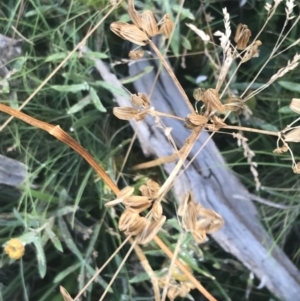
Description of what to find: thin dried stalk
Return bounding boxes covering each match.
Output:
[129,238,160,301]
[0,104,218,301]
[60,286,74,301]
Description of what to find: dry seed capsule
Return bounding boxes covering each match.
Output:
[234,24,251,50]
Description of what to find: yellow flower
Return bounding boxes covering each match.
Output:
[4,238,25,260]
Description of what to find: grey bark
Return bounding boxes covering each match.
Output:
[94,57,300,301]
[0,154,26,187]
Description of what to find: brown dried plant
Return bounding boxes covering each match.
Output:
[1,0,300,301]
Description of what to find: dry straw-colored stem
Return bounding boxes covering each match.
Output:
[149,40,195,113]
[0,104,217,301]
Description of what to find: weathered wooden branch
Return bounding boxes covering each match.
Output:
[0,154,26,187]
[94,57,300,301]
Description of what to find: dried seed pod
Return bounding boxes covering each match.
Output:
[234,24,252,50]
[118,186,135,198]
[211,115,226,130]
[141,10,159,37]
[290,98,300,114]
[128,0,143,29]
[293,162,300,174]
[129,49,144,60]
[158,14,174,39]
[224,96,244,113]
[241,40,262,63]
[124,216,149,236]
[137,215,166,244]
[193,88,205,101]
[196,204,224,233]
[110,22,149,46]
[202,88,225,114]
[152,200,163,220]
[178,193,198,230]
[119,210,139,232]
[123,195,152,210]
[139,179,160,198]
[105,186,135,207]
[113,107,139,120]
[191,228,207,244]
[131,92,150,108]
[186,113,208,126]
[135,110,148,121]
[283,128,300,143]
[273,145,289,154]
[167,286,182,301]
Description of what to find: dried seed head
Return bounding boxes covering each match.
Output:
[152,200,163,220]
[273,144,289,154]
[113,107,139,120]
[137,215,166,244]
[105,187,134,207]
[196,204,224,233]
[129,49,145,60]
[293,162,300,174]
[234,24,252,50]
[167,285,182,301]
[184,118,200,130]
[119,210,139,231]
[131,92,150,108]
[178,193,198,230]
[224,96,244,113]
[123,195,152,211]
[128,0,143,29]
[211,115,227,130]
[193,88,205,101]
[124,216,149,236]
[283,128,300,143]
[191,228,207,244]
[110,22,149,46]
[186,113,208,126]
[290,98,300,114]
[241,40,262,63]
[158,14,174,39]
[139,179,160,198]
[118,186,135,198]
[141,10,159,37]
[202,88,225,114]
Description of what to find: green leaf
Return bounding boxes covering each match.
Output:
[90,87,107,112]
[51,82,89,93]
[181,35,192,50]
[0,78,10,93]
[33,239,47,278]
[129,272,150,283]
[93,80,127,96]
[86,51,109,59]
[67,95,91,114]
[278,106,293,114]
[121,66,153,84]
[278,81,300,93]
[12,56,27,72]
[173,5,195,20]
[45,52,77,62]
[45,226,63,252]
[53,262,81,283]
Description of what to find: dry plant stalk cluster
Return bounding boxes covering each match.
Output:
[109,0,300,298]
[1,0,300,300]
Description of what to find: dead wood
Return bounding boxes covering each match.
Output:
[0,154,26,187]
[95,58,300,301]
